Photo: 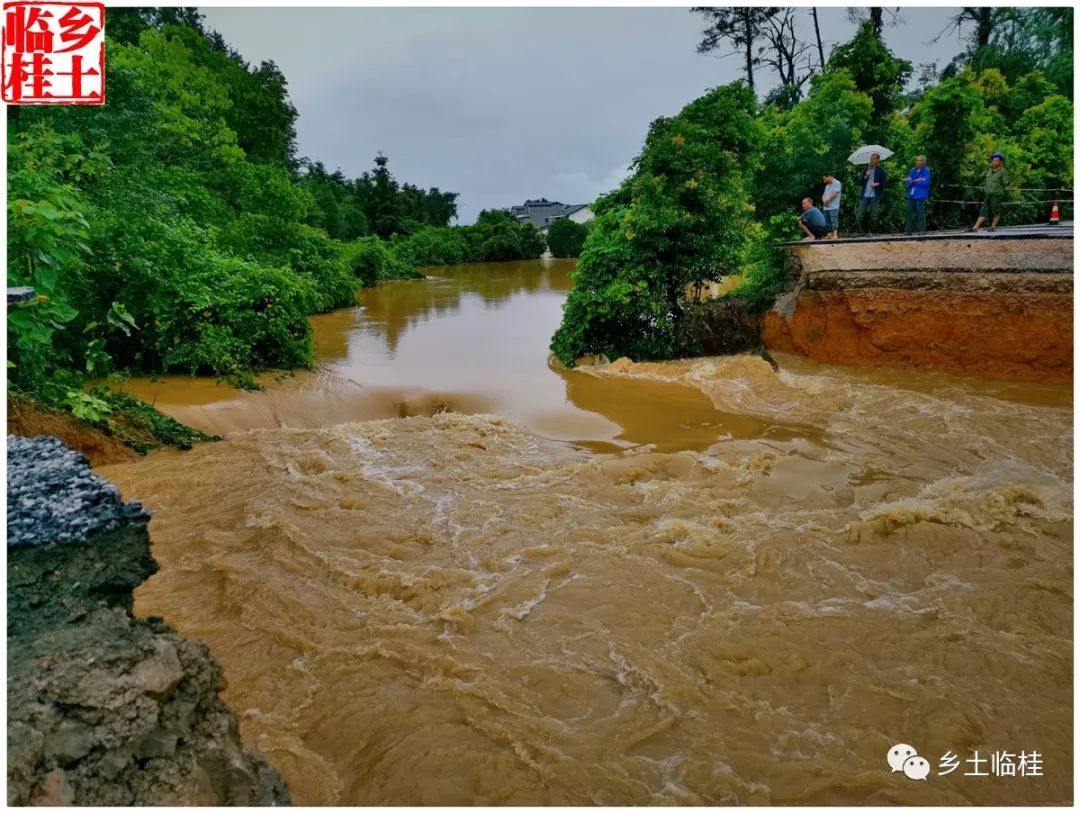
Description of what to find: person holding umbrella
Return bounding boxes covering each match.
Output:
[855,152,887,234]
[969,152,1010,232]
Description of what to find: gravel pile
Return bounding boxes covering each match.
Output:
[7,435,149,548]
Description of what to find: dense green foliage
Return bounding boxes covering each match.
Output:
[344,237,423,287]
[943,7,1073,98]
[551,84,764,363]
[546,218,589,258]
[388,210,546,268]
[390,227,470,268]
[552,7,1073,364]
[6,9,446,435]
[466,210,547,263]
[826,21,912,136]
[298,154,459,240]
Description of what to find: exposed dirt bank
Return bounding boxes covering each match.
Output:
[763,289,1072,382]
[8,395,138,466]
[763,233,1073,382]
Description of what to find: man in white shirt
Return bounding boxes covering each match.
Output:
[822,173,842,239]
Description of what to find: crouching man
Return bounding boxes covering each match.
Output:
[797,197,831,240]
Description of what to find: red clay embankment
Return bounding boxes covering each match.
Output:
[762,232,1073,382]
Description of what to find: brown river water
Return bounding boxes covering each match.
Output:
[99,259,1073,805]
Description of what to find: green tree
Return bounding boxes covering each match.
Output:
[463,210,546,262]
[546,218,589,258]
[422,188,460,226]
[343,237,422,287]
[302,153,459,240]
[392,227,470,267]
[518,222,547,260]
[1014,93,1074,215]
[755,69,873,224]
[941,8,1073,97]
[825,20,912,136]
[365,153,406,238]
[298,161,371,239]
[908,69,1001,227]
[551,83,763,365]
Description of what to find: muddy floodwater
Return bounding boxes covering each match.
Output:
[100,259,1073,805]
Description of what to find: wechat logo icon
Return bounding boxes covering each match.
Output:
[887,743,929,781]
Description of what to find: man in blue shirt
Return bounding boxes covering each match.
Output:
[855,153,886,235]
[797,197,830,240]
[904,155,931,234]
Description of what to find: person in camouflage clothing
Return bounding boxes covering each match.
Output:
[970,152,1010,232]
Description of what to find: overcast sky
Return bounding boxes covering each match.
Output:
[200,7,965,223]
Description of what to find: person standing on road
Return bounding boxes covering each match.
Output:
[970,152,1010,232]
[822,173,842,239]
[855,153,886,234]
[904,155,931,234]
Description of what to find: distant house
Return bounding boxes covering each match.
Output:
[509,199,593,234]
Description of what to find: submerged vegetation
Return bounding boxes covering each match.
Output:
[551,8,1073,365]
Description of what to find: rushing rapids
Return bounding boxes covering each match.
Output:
[99,260,1072,805]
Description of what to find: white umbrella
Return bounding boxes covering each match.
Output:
[848,144,894,165]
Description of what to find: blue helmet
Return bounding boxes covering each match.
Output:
[990,151,1005,161]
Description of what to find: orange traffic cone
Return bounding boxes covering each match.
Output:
[1049,200,1060,224]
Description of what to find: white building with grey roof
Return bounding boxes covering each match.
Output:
[508,199,593,234]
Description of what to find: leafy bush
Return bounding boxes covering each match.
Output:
[517,222,548,260]
[546,218,589,258]
[282,224,357,312]
[217,215,356,313]
[6,127,99,387]
[151,255,314,375]
[344,236,422,286]
[64,389,112,422]
[724,217,790,313]
[382,215,549,267]
[458,210,547,262]
[391,227,470,267]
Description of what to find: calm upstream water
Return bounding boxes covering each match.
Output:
[101,259,1073,805]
